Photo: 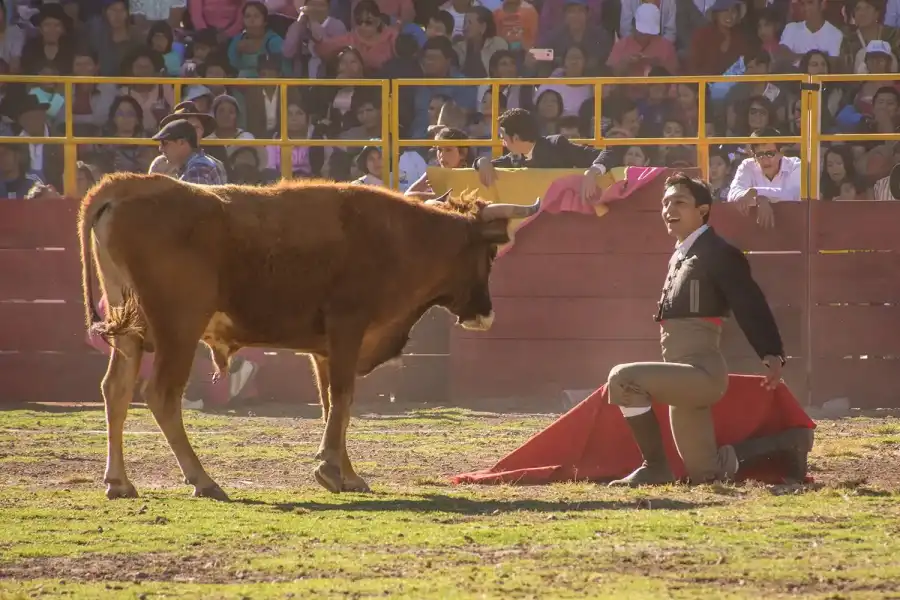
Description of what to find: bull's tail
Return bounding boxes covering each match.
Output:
[79,194,147,345]
[97,288,146,341]
[78,194,108,332]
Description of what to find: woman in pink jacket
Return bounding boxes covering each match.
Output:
[188,0,244,39]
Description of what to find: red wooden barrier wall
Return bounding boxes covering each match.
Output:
[0,198,448,405]
[1,192,898,408]
[450,181,900,409]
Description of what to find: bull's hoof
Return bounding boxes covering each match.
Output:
[342,475,372,493]
[314,462,343,493]
[193,483,231,502]
[105,481,139,500]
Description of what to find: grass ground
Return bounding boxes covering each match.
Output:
[1,401,900,599]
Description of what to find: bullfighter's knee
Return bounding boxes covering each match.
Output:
[607,363,650,408]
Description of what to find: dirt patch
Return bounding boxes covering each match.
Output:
[0,553,273,584]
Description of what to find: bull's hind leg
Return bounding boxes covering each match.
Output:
[102,333,143,499]
[311,354,331,423]
[144,337,229,501]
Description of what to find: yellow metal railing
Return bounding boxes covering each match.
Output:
[0,76,390,194]
[391,75,810,197]
[2,74,897,200]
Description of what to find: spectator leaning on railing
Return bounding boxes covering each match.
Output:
[727,127,802,228]
[474,107,614,203]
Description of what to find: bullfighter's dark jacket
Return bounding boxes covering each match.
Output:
[655,226,785,361]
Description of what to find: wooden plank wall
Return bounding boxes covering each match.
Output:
[0,198,109,402]
[0,199,449,406]
[809,203,900,408]
[1,196,899,408]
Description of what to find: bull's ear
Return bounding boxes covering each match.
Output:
[479,219,513,245]
[424,189,452,206]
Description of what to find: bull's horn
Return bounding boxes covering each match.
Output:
[480,197,542,221]
[424,189,452,206]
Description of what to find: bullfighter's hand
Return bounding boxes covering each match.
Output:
[477,158,497,188]
[581,165,604,203]
[756,197,775,229]
[761,355,783,391]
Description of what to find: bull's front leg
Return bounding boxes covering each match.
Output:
[314,376,353,493]
[338,408,370,493]
[314,330,364,493]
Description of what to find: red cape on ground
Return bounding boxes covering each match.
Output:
[452,375,816,485]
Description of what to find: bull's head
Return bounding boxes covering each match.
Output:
[426,191,542,332]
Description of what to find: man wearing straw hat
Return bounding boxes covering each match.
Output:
[149,101,228,183]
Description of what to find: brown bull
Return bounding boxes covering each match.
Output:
[79,173,540,500]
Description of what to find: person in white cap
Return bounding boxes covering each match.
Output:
[620,0,676,43]
[840,0,900,74]
[607,3,679,78]
[852,40,900,115]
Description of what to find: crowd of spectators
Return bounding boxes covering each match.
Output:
[0,0,898,200]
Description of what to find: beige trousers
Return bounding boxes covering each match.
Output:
[608,319,732,482]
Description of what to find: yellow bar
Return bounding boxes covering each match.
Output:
[391,75,805,87]
[818,133,900,142]
[63,81,76,196]
[799,85,809,200]
[593,83,602,141]
[490,81,500,159]
[697,81,709,180]
[390,79,400,191]
[7,136,375,147]
[0,75,383,87]
[279,83,291,181]
[174,82,182,105]
[406,136,802,148]
[381,80,391,186]
[809,83,821,201]
[812,73,900,83]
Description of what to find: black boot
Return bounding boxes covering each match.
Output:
[730,428,814,482]
[608,410,675,487]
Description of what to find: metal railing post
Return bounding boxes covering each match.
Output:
[390,79,400,191]
[279,82,291,180]
[63,81,77,196]
[381,80,391,187]
[697,79,709,180]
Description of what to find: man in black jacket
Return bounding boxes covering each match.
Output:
[474,108,616,203]
[606,173,812,486]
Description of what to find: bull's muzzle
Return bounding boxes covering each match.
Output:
[460,311,495,332]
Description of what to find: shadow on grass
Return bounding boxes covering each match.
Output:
[235,493,722,514]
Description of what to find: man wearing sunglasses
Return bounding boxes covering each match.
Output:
[727,127,802,228]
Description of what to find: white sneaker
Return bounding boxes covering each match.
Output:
[228,360,258,400]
